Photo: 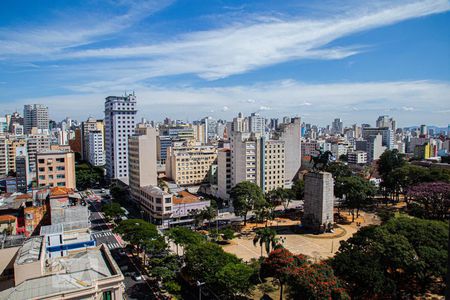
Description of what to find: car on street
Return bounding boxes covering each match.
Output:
[132,272,143,281]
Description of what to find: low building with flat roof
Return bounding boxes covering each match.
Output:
[0,236,124,300]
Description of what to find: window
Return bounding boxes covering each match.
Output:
[38,159,44,163]
[56,166,65,171]
[165,198,171,204]
[103,291,112,300]
[56,158,65,163]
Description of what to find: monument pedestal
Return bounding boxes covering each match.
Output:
[302,171,334,233]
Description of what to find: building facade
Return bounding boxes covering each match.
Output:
[23,104,49,134]
[36,150,76,189]
[88,130,105,166]
[104,94,137,179]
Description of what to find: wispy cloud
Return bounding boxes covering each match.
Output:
[1,0,448,84]
[4,80,449,126]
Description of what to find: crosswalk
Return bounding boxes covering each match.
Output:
[106,242,121,249]
[92,231,114,238]
[92,231,122,250]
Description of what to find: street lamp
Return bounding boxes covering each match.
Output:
[197,281,205,300]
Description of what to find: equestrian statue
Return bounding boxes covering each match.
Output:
[309,146,334,171]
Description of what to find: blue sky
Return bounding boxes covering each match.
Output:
[0,0,449,126]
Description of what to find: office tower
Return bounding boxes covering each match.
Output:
[420,124,427,136]
[36,150,76,189]
[15,148,29,193]
[249,113,265,134]
[157,135,172,164]
[23,104,49,134]
[128,124,158,203]
[192,123,207,144]
[0,136,8,175]
[88,130,105,166]
[362,127,394,149]
[376,115,396,131]
[270,118,279,130]
[277,117,301,187]
[355,134,385,162]
[303,172,334,231]
[331,118,343,134]
[166,145,217,186]
[104,94,137,179]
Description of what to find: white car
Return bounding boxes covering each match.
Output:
[132,273,143,281]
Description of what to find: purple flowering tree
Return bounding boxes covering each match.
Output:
[408,182,450,220]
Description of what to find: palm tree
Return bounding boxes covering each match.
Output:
[253,227,279,257]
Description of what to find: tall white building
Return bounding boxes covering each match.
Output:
[376,115,396,131]
[88,130,105,166]
[249,113,265,134]
[331,118,343,135]
[277,117,301,187]
[104,94,137,179]
[23,104,49,134]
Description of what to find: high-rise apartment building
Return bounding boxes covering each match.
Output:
[104,94,137,179]
[81,117,104,161]
[0,136,7,175]
[277,117,301,187]
[128,125,158,203]
[15,148,29,193]
[27,134,51,172]
[165,145,217,186]
[6,138,27,173]
[88,130,105,166]
[376,115,396,131]
[36,150,76,189]
[229,132,285,194]
[23,104,49,134]
[217,148,232,201]
[249,113,265,134]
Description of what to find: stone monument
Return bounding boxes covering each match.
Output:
[302,171,334,232]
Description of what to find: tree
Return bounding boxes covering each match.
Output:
[291,179,305,200]
[109,184,127,203]
[101,202,124,221]
[201,205,217,230]
[184,241,255,298]
[287,261,349,300]
[331,217,448,298]
[76,162,104,189]
[261,248,308,300]
[378,149,406,179]
[216,263,254,298]
[113,219,159,252]
[334,176,376,222]
[166,227,204,255]
[324,162,352,180]
[253,227,279,257]
[408,182,450,220]
[230,181,266,225]
[267,187,293,211]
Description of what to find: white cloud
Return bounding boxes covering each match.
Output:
[246,99,256,103]
[222,106,229,111]
[1,0,448,83]
[6,79,448,126]
[402,106,415,111]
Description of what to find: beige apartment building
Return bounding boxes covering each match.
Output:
[166,145,217,185]
[128,125,158,203]
[264,140,286,192]
[36,150,76,189]
[7,138,27,173]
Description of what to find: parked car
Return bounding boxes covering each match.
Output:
[132,272,143,281]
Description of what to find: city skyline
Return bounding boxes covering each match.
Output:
[0,0,449,125]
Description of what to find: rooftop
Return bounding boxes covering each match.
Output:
[15,236,43,265]
[1,246,119,300]
[173,191,202,204]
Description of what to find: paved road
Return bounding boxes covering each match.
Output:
[86,189,158,299]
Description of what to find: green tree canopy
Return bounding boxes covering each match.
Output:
[291,179,305,200]
[324,162,352,180]
[101,202,124,221]
[230,181,266,225]
[331,217,448,298]
[113,219,159,251]
[334,176,376,222]
[253,227,279,257]
[216,262,254,298]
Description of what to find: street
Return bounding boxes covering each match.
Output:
[85,189,158,300]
